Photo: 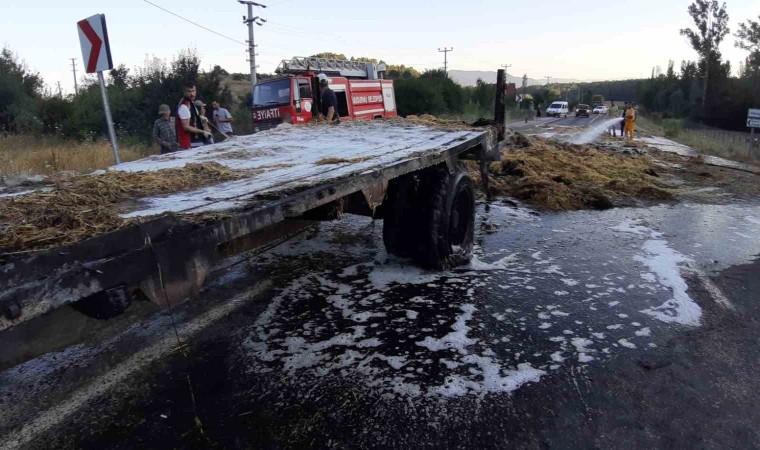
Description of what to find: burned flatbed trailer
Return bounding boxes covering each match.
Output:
[0,119,505,330]
[0,69,511,330]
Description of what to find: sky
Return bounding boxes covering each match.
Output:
[2,0,757,94]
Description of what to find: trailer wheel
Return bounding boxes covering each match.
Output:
[71,286,132,320]
[413,167,475,269]
[382,175,419,258]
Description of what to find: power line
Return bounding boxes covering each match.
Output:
[140,0,246,45]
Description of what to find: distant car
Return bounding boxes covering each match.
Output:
[546,101,569,118]
[575,104,591,118]
[593,105,608,114]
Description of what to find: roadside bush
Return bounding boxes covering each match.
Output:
[395,79,447,116]
[662,118,683,138]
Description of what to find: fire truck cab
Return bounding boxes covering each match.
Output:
[251,56,398,132]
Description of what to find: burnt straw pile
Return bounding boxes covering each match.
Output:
[469,134,673,211]
[0,163,245,253]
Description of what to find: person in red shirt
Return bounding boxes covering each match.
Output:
[175,82,211,149]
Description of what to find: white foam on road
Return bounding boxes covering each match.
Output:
[416,304,477,352]
[611,220,701,327]
[430,360,545,397]
[635,239,701,326]
[242,247,556,399]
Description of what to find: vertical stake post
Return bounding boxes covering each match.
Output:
[494,69,506,141]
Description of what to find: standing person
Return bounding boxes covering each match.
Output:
[317,74,340,123]
[194,100,214,145]
[176,82,211,149]
[624,105,636,141]
[211,101,234,139]
[536,103,541,118]
[631,103,639,139]
[608,102,620,136]
[152,104,178,154]
[620,102,627,137]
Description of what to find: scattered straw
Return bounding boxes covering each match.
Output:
[0,162,246,252]
[396,115,477,130]
[469,134,673,211]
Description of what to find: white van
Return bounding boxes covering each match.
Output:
[546,101,569,118]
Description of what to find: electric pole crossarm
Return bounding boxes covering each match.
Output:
[239,1,266,90]
[70,58,78,95]
[438,47,453,75]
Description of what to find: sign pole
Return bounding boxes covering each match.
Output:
[97,71,120,165]
[78,13,118,164]
[750,127,755,160]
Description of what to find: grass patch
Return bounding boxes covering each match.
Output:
[670,130,756,164]
[0,135,156,176]
[636,116,757,164]
[0,162,246,252]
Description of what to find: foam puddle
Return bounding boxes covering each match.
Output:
[242,255,547,398]
[238,209,703,401]
[242,254,653,398]
[611,219,701,326]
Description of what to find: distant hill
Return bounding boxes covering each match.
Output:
[448,70,586,87]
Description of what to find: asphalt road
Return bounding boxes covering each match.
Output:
[508,112,613,132]
[1,192,759,449]
[548,112,609,128]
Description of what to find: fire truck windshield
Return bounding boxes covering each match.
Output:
[253,79,291,107]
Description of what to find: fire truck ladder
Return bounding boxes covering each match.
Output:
[276,56,384,78]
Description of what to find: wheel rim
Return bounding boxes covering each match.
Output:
[449,187,473,247]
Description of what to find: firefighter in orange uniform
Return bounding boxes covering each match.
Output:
[624,105,636,141]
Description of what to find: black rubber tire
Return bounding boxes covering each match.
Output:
[413,167,475,269]
[71,286,132,320]
[382,174,419,258]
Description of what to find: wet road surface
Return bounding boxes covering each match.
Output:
[1,196,759,449]
[508,113,609,134]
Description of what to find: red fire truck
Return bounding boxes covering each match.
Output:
[251,56,398,132]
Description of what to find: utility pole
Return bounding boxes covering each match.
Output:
[240,1,266,91]
[545,75,553,86]
[70,58,78,95]
[438,47,453,75]
[56,81,63,97]
[501,64,512,78]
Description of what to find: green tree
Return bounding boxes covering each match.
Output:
[109,64,130,89]
[735,16,760,57]
[680,0,730,111]
[735,15,760,84]
[0,47,44,132]
[311,52,348,60]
